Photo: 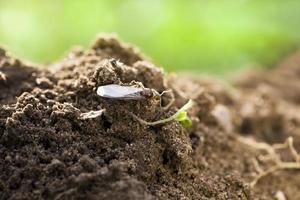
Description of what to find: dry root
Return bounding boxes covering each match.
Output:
[238,136,300,187]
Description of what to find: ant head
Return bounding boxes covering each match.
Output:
[140,88,156,98]
[109,58,123,68]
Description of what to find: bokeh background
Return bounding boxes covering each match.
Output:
[0,0,299,75]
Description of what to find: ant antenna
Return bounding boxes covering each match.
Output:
[159,89,172,96]
[109,58,123,68]
[159,89,175,110]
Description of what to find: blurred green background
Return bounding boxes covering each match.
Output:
[0,0,299,75]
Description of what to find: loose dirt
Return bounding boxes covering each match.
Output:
[1,34,300,200]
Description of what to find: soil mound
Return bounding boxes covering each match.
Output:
[1,35,300,199]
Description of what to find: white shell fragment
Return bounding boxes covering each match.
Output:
[80,109,105,120]
[97,84,145,100]
[275,191,286,200]
[211,104,233,133]
[0,71,7,82]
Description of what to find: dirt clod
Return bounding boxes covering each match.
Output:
[1,36,300,199]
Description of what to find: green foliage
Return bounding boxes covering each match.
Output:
[181,118,192,129]
[174,100,193,128]
[175,111,192,128]
[0,0,299,74]
[175,111,187,122]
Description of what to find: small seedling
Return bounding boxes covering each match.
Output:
[130,99,194,128]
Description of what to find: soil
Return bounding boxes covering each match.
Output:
[1,34,300,200]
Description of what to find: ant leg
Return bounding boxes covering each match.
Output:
[161,90,175,110]
[128,80,145,88]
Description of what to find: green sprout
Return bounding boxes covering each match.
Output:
[130,99,194,128]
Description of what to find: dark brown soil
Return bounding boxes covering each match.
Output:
[1,34,300,200]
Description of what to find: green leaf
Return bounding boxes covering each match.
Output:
[175,111,187,121]
[181,118,192,128]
